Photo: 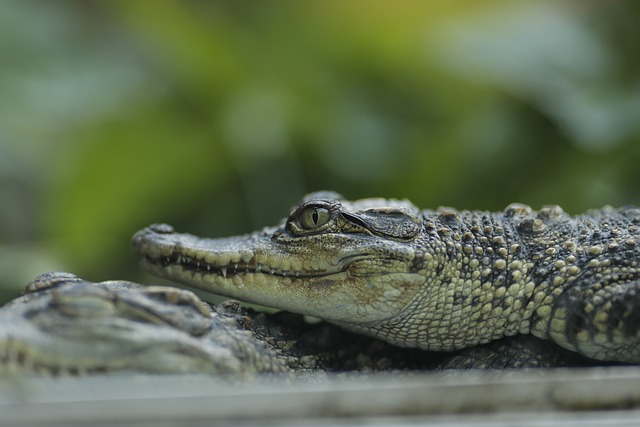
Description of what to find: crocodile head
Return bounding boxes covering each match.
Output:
[132,192,428,326]
[1,272,285,375]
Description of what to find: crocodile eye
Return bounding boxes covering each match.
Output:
[298,206,331,230]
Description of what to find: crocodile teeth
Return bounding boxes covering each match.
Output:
[153,254,328,279]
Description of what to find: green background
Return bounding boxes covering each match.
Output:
[1,0,639,303]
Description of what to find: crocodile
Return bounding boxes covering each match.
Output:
[132,191,640,364]
[0,272,287,376]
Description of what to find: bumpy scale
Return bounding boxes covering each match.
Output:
[132,192,640,363]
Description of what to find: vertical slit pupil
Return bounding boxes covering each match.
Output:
[312,209,319,225]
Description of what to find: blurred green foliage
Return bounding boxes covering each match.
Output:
[1,0,639,302]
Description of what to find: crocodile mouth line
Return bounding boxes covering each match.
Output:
[145,254,337,279]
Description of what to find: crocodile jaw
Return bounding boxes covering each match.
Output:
[132,224,424,324]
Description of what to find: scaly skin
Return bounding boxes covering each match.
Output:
[0,272,286,375]
[132,192,640,363]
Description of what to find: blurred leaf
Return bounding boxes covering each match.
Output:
[43,105,230,277]
[429,1,640,150]
[0,0,639,302]
[111,0,246,101]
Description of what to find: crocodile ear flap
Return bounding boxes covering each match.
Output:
[343,208,421,239]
